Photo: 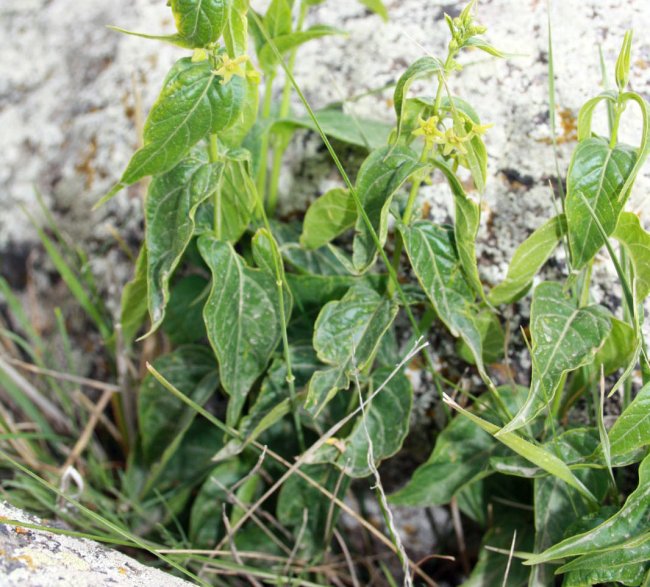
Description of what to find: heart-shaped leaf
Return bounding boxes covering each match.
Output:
[500,282,611,434]
[565,137,636,268]
[198,236,284,425]
[352,146,424,272]
[145,151,223,334]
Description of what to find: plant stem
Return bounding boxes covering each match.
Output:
[267,1,308,216]
[209,134,221,239]
[257,72,276,203]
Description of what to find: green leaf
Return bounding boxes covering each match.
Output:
[353,146,424,272]
[400,221,485,376]
[488,215,567,305]
[196,154,257,243]
[615,30,634,91]
[527,452,650,565]
[171,0,227,47]
[445,394,597,504]
[558,533,650,587]
[431,157,484,300]
[500,282,611,434]
[457,309,504,365]
[259,26,345,71]
[198,236,284,425]
[190,461,246,548]
[161,275,208,344]
[300,188,357,250]
[390,408,495,506]
[120,244,148,346]
[530,428,610,586]
[464,36,505,58]
[102,58,245,203]
[613,212,650,303]
[138,346,218,463]
[393,57,444,143]
[276,464,348,558]
[274,109,392,150]
[357,0,388,21]
[263,0,292,39]
[306,284,397,415]
[145,150,223,333]
[565,137,637,268]
[595,317,637,375]
[609,382,650,462]
[313,367,412,477]
[219,65,260,148]
[461,508,533,587]
[223,0,248,57]
[215,344,318,461]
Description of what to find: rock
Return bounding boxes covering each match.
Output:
[0,501,192,587]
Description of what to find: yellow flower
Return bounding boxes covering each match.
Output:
[214,54,249,85]
[412,115,445,149]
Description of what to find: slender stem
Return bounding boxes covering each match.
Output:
[252,179,305,452]
[257,72,276,202]
[277,277,306,452]
[267,2,308,216]
[208,134,221,239]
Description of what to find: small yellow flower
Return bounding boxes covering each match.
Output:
[442,127,469,156]
[214,54,249,85]
[412,115,445,149]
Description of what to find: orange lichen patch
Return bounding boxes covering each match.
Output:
[635,59,650,70]
[118,567,128,575]
[75,136,98,189]
[421,200,432,219]
[402,524,418,536]
[11,554,35,569]
[14,526,30,535]
[538,107,578,145]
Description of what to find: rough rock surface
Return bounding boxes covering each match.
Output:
[0,501,192,586]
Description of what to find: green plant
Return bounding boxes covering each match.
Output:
[2,1,650,585]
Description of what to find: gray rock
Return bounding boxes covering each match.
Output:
[0,501,192,586]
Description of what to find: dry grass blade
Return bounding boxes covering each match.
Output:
[0,354,71,432]
[334,528,361,587]
[221,509,264,587]
[4,356,121,392]
[60,388,113,474]
[502,530,518,587]
[451,497,469,575]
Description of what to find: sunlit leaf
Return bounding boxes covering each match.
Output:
[500,282,611,434]
[565,137,636,268]
[489,215,567,305]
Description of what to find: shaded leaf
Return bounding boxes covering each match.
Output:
[314,367,412,477]
[390,408,495,506]
[145,150,223,332]
[500,282,611,434]
[527,452,650,565]
[120,244,148,346]
[609,382,650,462]
[613,211,650,303]
[565,137,637,268]
[162,275,208,344]
[190,461,246,548]
[352,146,424,272]
[488,215,567,306]
[198,236,284,425]
[301,188,357,250]
[445,394,597,503]
[306,284,397,414]
[400,221,485,375]
[138,346,218,462]
[530,428,610,586]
